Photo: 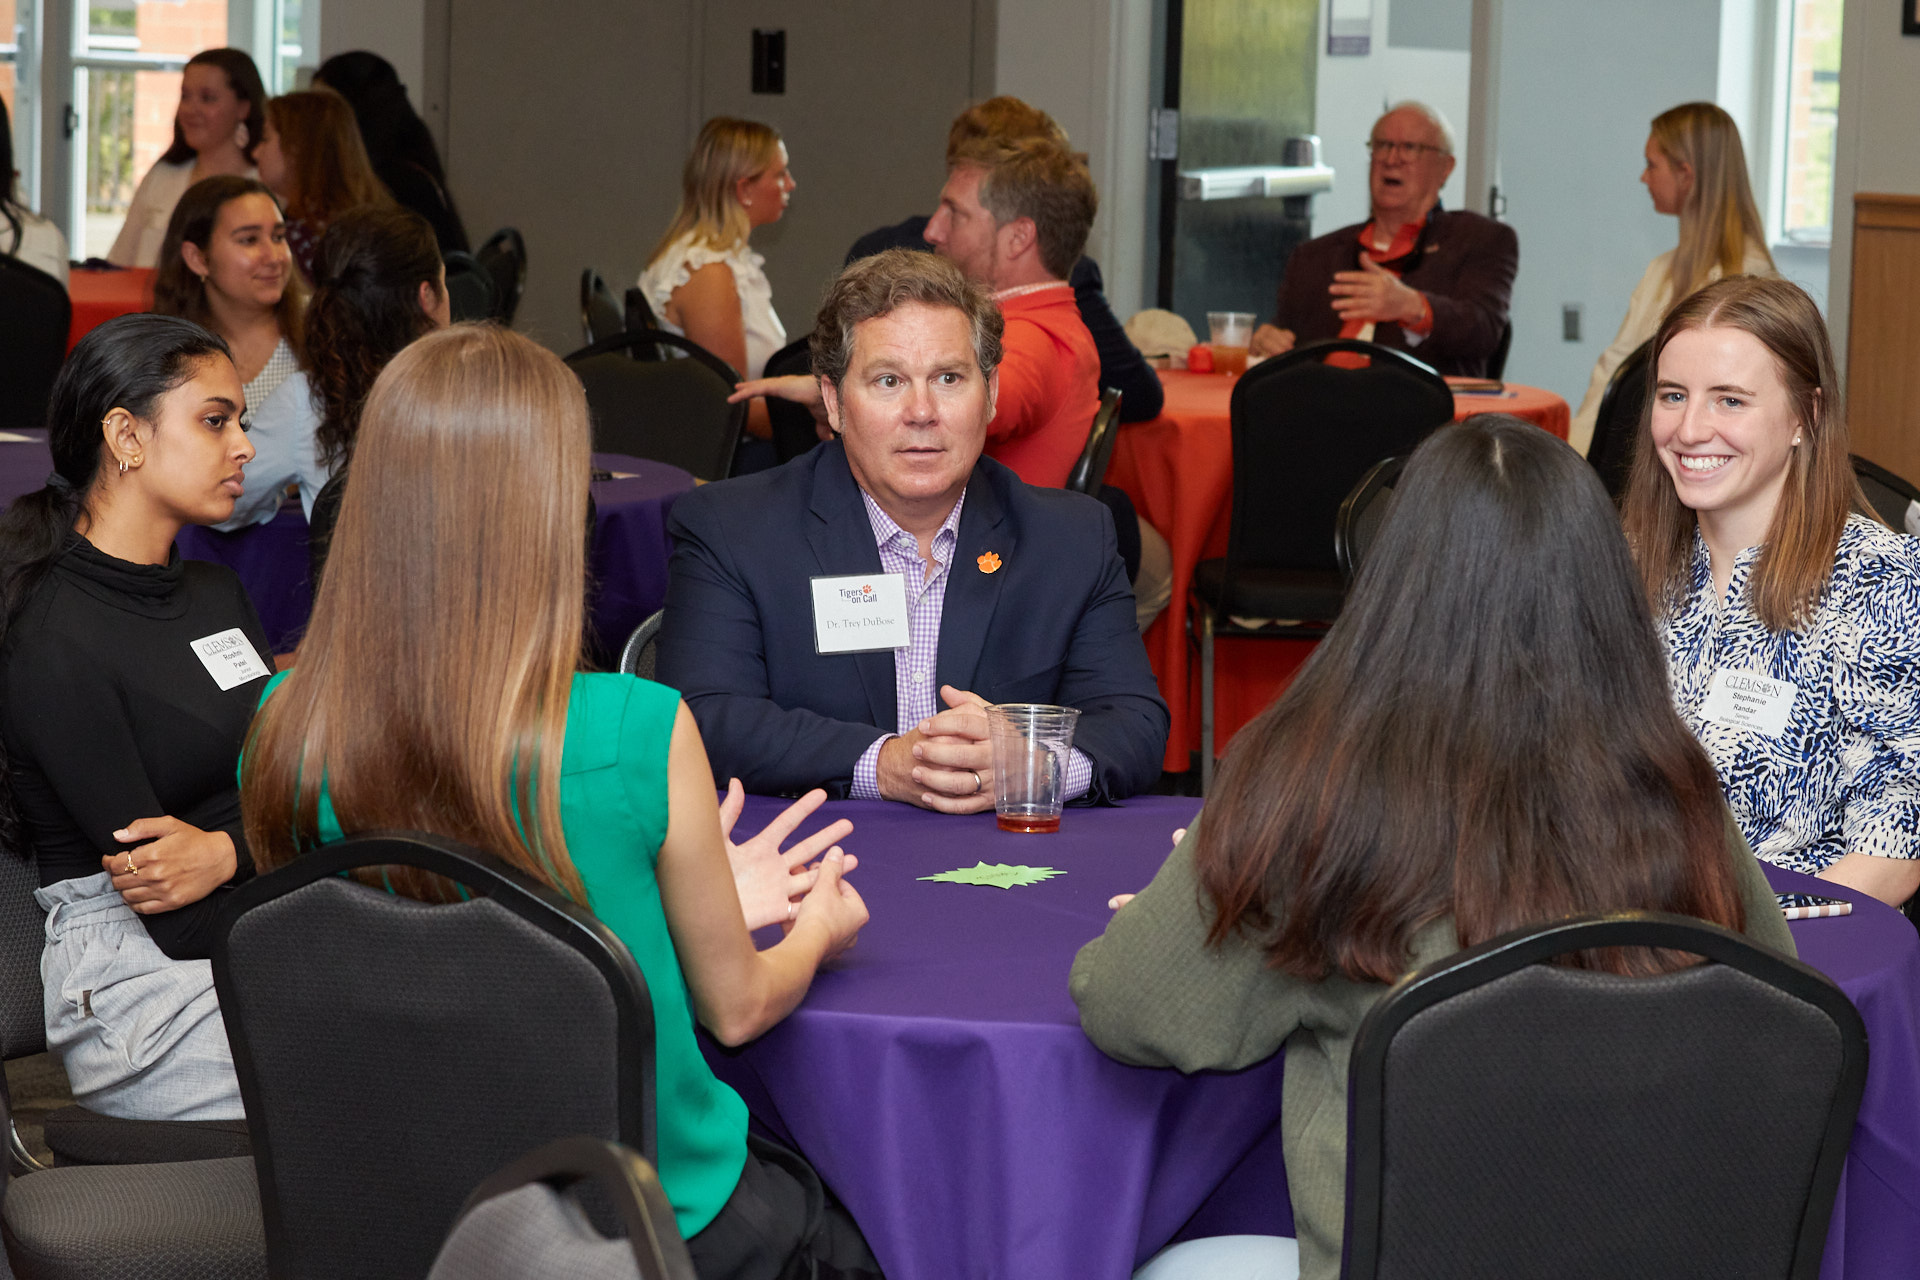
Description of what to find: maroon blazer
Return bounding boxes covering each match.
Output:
[1273,208,1519,378]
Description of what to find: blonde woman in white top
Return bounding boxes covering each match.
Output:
[107,49,265,268]
[1571,102,1775,455]
[639,117,797,446]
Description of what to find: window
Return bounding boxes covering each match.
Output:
[2,0,39,208]
[1778,0,1841,246]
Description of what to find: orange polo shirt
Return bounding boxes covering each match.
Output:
[985,283,1100,489]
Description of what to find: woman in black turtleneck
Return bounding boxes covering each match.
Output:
[0,313,268,1121]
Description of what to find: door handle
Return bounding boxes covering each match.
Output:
[63,104,79,140]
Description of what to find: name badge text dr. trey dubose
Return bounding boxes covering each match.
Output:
[1700,668,1799,738]
[811,573,910,654]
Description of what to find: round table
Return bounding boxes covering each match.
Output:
[1108,369,1572,772]
[0,434,691,655]
[714,794,1920,1280]
[708,795,1289,1280]
[66,266,155,351]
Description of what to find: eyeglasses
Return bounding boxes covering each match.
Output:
[1366,140,1446,160]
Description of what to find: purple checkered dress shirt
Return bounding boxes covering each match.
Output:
[849,487,1092,801]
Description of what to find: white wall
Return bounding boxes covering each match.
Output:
[1826,0,1920,377]
[1488,0,1721,406]
[1313,3,1472,234]
[318,0,427,99]
[994,0,1155,317]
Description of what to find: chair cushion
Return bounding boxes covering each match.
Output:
[2,1155,266,1280]
[427,1183,640,1280]
[42,1105,252,1166]
[1192,559,1345,622]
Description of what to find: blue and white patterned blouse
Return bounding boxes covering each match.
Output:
[1661,514,1920,875]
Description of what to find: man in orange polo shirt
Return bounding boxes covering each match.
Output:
[919,135,1099,488]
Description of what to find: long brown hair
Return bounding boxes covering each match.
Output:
[1619,275,1864,632]
[1651,102,1773,299]
[152,175,308,366]
[1196,416,1745,984]
[265,90,390,224]
[304,204,443,469]
[646,116,782,267]
[242,325,589,904]
[159,48,267,167]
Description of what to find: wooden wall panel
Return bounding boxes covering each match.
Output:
[1847,194,1920,484]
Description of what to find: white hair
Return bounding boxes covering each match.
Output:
[1380,101,1457,157]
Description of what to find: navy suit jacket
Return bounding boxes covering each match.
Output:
[657,441,1169,801]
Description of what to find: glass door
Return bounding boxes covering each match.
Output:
[2,0,38,208]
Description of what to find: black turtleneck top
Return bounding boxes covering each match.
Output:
[1,534,273,960]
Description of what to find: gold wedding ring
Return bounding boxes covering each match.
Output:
[124,851,138,875]
[970,770,983,795]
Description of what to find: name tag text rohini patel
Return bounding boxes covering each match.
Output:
[1700,667,1798,738]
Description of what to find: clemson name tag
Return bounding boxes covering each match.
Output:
[190,627,271,690]
[1700,668,1798,738]
[811,573,910,654]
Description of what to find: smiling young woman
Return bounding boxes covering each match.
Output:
[153,176,322,531]
[1621,274,1920,909]
[108,48,267,268]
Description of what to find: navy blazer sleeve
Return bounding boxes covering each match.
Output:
[657,491,887,797]
[1070,257,1164,423]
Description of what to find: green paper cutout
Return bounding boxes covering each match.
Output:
[918,861,1066,889]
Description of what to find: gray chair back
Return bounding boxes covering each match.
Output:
[1343,912,1867,1280]
[429,1137,694,1280]
[211,834,656,1280]
[617,611,664,682]
[566,331,745,482]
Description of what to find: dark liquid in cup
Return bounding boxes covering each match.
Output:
[997,813,1061,834]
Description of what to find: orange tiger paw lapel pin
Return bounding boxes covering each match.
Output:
[977,551,1002,574]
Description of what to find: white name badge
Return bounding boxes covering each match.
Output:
[190,627,271,690]
[1700,667,1798,738]
[811,573,910,654]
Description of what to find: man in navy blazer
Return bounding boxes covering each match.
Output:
[657,250,1167,809]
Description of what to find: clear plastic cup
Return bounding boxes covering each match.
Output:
[1207,311,1256,375]
[986,704,1081,833]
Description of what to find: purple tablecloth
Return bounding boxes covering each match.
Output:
[709,795,1287,1280]
[715,796,1920,1280]
[1766,865,1920,1280]
[0,435,690,654]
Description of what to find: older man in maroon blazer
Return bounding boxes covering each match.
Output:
[1250,101,1518,378]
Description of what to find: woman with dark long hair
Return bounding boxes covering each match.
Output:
[1621,274,1920,908]
[1074,416,1792,1280]
[254,89,391,283]
[242,324,882,1278]
[0,314,267,1121]
[153,176,316,528]
[0,96,68,283]
[312,51,469,253]
[108,48,266,267]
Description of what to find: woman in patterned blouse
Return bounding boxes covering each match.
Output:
[1621,275,1920,908]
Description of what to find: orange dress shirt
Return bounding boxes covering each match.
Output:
[985,284,1101,489]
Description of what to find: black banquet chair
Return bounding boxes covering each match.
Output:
[565,330,745,483]
[618,610,665,682]
[1587,337,1653,502]
[581,269,625,347]
[0,257,71,432]
[1342,912,1866,1280]
[1066,387,1124,496]
[476,228,527,326]
[427,1137,695,1280]
[1189,339,1453,790]
[1851,454,1920,533]
[761,336,822,465]
[443,250,498,324]
[210,833,657,1280]
[1,844,251,1171]
[1333,454,1405,586]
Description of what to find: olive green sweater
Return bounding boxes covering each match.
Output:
[1069,814,1795,1280]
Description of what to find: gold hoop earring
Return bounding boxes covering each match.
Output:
[118,458,128,474]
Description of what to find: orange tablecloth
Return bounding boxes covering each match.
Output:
[1108,369,1572,773]
[67,267,156,351]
